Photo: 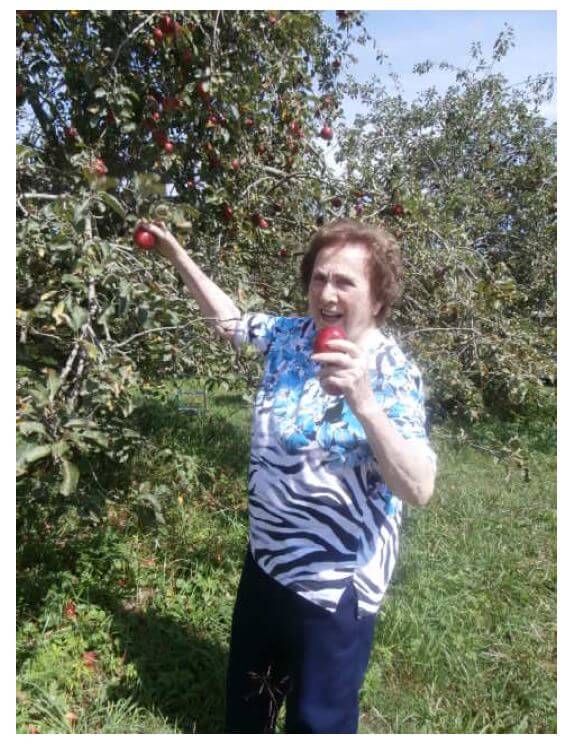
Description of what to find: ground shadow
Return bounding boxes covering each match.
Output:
[129,396,252,477]
[100,595,229,733]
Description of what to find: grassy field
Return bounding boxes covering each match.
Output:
[16,381,556,733]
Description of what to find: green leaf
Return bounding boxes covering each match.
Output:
[46,369,60,400]
[69,305,88,332]
[98,192,127,219]
[73,197,92,225]
[59,459,80,496]
[17,421,47,437]
[51,440,70,459]
[81,430,109,448]
[16,443,52,473]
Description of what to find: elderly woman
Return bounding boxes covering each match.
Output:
[136,218,437,734]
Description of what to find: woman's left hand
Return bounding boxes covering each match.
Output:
[312,339,376,416]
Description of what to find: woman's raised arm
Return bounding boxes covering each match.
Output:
[135,220,241,340]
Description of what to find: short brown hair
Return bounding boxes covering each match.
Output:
[300,219,402,326]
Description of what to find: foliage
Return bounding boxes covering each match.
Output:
[336,25,556,422]
[16,9,366,492]
[16,385,556,733]
[16,13,556,487]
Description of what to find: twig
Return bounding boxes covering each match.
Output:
[112,315,241,350]
[399,326,482,340]
[110,12,160,70]
[19,193,71,201]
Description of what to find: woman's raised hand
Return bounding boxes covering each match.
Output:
[133,220,185,262]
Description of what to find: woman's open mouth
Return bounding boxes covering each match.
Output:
[320,309,344,325]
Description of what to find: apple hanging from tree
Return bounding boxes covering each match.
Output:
[90,157,108,176]
[320,125,333,141]
[159,14,176,35]
[196,81,210,102]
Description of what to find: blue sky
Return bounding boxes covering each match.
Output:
[323,10,557,123]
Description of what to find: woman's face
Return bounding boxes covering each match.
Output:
[308,243,382,345]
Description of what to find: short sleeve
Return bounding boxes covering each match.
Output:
[376,347,437,467]
[232,312,279,355]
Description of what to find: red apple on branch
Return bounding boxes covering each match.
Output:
[90,157,108,176]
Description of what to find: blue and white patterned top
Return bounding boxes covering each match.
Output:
[233,313,436,617]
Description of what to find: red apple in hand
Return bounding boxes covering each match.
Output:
[313,325,348,395]
[133,226,157,250]
[313,325,347,354]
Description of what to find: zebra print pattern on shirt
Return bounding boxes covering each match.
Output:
[234,313,435,617]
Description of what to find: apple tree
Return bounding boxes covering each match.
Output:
[335,27,556,423]
[16,9,368,495]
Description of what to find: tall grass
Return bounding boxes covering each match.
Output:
[16,382,556,733]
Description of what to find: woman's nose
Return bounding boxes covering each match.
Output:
[319,281,337,302]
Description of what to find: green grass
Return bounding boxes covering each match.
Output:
[16,382,556,733]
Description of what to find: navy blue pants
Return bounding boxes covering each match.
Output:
[225,548,377,733]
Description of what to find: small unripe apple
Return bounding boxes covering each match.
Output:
[133,226,157,250]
